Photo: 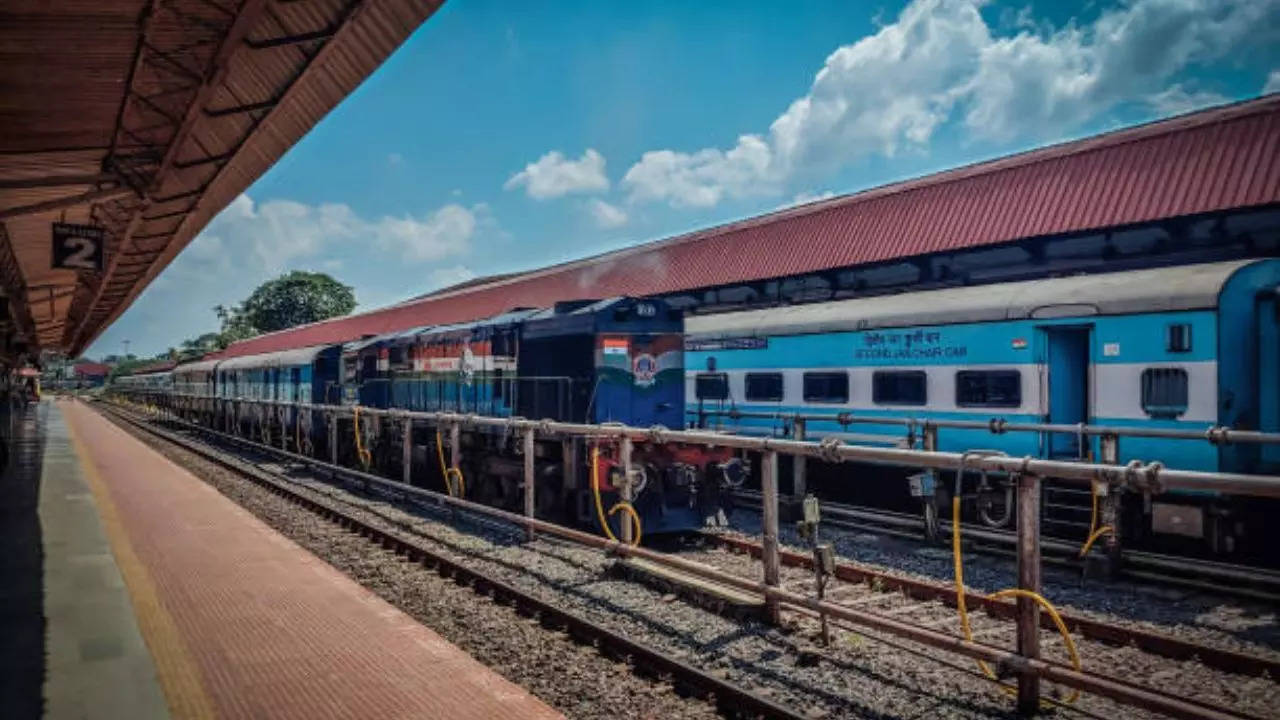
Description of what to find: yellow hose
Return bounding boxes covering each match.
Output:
[353,406,372,470]
[434,429,466,497]
[590,446,642,546]
[952,496,1081,705]
[1079,480,1115,558]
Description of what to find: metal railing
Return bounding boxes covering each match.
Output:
[113,390,1280,718]
[688,407,1280,445]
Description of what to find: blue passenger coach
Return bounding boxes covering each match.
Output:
[214,344,341,404]
[684,259,1280,550]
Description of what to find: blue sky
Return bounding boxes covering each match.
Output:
[90,0,1280,358]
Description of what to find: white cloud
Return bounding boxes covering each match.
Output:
[622,0,1277,209]
[587,198,628,228]
[790,190,836,207]
[622,135,775,208]
[960,0,1274,142]
[1145,84,1228,115]
[202,194,479,269]
[376,204,477,262]
[504,148,609,199]
[1265,70,1280,95]
[428,265,477,290]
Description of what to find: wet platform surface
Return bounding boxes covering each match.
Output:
[3,399,561,720]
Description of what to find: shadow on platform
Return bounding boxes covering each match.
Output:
[0,401,48,719]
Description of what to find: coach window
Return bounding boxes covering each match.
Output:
[1166,323,1192,353]
[695,372,729,401]
[873,370,927,406]
[1141,368,1188,419]
[803,371,849,404]
[745,372,784,402]
[956,370,1021,408]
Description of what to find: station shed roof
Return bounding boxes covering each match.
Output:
[0,0,443,360]
[72,362,110,378]
[221,94,1280,360]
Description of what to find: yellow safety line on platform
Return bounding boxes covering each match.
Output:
[64,404,218,720]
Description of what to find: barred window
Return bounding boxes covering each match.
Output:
[803,372,849,403]
[1141,368,1188,419]
[745,372,784,401]
[956,370,1021,408]
[873,370,927,406]
[695,372,729,401]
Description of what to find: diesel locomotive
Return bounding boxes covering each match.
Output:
[144,297,741,538]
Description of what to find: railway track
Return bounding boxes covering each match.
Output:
[694,532,1280,679]
[731,490,1280,603]
[99,401,1279,720]
[98,403,805,720]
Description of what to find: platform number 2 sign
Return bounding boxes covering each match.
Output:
[51,223,105,272]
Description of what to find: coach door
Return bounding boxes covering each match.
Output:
[1041,326,1092,458]
[1260,292,1280,468]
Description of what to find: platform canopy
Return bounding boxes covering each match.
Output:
[0,0,443,363]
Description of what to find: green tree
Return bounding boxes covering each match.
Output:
[178,332,223,359]
[214,271,355,343]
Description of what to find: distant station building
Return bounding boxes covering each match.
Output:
[70,362,110,388]
[220,95,1280,359]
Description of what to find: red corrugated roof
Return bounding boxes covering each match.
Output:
[73,362,110,377]
[129,360,178,375]
[222,95,1280,359]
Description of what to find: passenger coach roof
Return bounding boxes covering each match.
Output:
[685,259,1263,339]
[174,358,221,374]
[217,344,333,371]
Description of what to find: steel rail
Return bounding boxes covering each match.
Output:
[687,408,1280,445]
[99,404,807,720]
[104,399,1271,720]
[151,394,1280,498]
[702,532,1280,679]
[731,490,1280,601]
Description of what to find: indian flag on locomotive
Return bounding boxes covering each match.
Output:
[601,337,630,371]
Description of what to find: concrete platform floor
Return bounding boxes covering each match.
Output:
[1,399,561,720]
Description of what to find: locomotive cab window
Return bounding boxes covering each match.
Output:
[695,372,729,401]
[803,372,849,404]
[956,370,1021,407]
[1141,368,1189,419]
[745,372,784,402]
[873,370,927,406]
[1166,323,1192,353]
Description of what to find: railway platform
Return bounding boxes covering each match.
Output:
[1,398,561,720]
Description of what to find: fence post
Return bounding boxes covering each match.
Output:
[279,406,287,452]
[1016,472,1042,714]
[922,422,939,453]
[792,418,807,500]
[523,427,536,540]
[761,449,782,623]
[619,435,634,545]
[328,411,338,466]
[1100,433,1122,576]
[561,438,578,491]
[402,415,413,485]
[449,422,462,476]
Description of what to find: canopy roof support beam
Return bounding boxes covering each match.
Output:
[0,186,138,222]
[0,174,124,190]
